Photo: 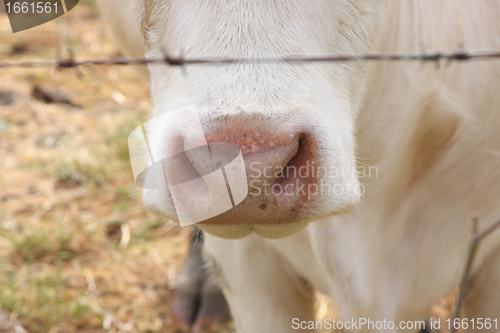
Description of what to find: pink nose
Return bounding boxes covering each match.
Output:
[189,119,320,226]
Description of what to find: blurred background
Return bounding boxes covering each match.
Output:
[0,1,457,332]
[0,1,196,332]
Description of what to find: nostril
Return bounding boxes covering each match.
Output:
[273,134,317,197]
[286,135,308,169]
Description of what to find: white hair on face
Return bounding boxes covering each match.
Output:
[99,0,500,329]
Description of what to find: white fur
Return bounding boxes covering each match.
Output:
[99,0,500,332]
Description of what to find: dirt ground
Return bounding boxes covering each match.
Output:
[0,1,196,332]
[0,1,457,333]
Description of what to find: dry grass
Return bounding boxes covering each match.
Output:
[0,1,458,332]
[0,1,193,332]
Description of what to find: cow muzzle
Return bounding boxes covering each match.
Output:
[136,108,360,239]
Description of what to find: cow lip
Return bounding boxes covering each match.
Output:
[197,220,311,240]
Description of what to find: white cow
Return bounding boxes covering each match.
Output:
[98,1,500,332]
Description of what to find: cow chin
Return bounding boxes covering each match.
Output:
[198,221,310,240]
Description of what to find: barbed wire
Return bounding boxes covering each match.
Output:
[1,48,500,69]
[451,217,500,333]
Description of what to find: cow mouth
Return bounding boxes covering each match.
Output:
[197,206,356,240]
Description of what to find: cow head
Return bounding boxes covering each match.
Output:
[132,0,385,239]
